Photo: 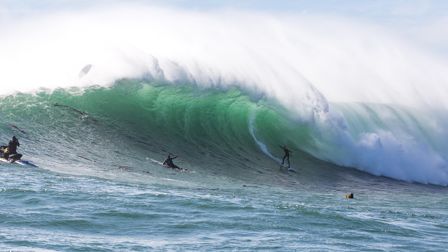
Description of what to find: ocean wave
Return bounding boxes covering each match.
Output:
[1,81,447,185]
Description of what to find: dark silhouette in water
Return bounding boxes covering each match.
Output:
[9,124,27,134]
[53,103,88,116]
[280,145,291,168]
[163,153,186,171]
[1,136,22,162]
[163,154,180,169]
[53,103,98,122]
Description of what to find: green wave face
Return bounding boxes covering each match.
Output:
[2,80,447,186]
[0,80,318,184]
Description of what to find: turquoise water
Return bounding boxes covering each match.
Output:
[1,81,448,251]
[2,160,447,251]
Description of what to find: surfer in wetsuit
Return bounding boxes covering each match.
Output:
[2,136,22,162]
[280,145,291,168]
[163,154,179,169]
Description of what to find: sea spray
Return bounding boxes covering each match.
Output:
[1,5,448,184]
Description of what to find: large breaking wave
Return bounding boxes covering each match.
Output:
[1,4,448,185]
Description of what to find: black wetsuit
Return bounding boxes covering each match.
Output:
[281,147,291,168]
[4,137,21,161]
[163,155,178,169]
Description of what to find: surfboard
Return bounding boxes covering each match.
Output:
[288,168,297,173]
[279,164,297,173]
[150,158,164,166]
[0,158,38,167]
[150,158,188,172]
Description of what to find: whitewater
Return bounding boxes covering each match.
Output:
[1,3,448,251]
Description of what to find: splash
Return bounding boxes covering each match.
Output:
[1,4,448,185]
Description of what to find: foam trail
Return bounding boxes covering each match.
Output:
[248,110,281,163]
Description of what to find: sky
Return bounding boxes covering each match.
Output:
[0,0,448,108]
[2,0,448,18]
[2,0,448,51]
[1,0,447,58]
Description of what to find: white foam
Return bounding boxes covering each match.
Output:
[2,4,448,184]
[2,5,447,107]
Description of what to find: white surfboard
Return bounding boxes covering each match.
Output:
[149,158,188,172]
[279,163,297,173]
[0,158,38,167]
[288,168,297,173]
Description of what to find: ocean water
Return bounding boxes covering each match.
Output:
[1,162,447,251]
[2,3,448,251]
[1,82,447,251]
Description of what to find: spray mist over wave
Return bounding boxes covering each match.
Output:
[2,5,448,107]
[1,4,448,185]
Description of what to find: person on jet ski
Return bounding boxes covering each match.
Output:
[1,136,22,162]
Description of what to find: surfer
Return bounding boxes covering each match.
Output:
[53,103,98,122]
[1,136,22,162]
[280,145,291,168]
[163,154,179,169]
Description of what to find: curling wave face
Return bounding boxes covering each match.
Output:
[1,81,447,185]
